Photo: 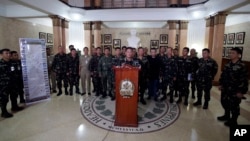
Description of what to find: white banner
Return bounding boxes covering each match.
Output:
[19,38,50,104]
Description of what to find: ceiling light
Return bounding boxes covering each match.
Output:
[68,7,85,21]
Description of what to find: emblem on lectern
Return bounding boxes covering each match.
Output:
[120,79,134,98]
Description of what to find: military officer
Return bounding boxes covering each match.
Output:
[193,48,218,109]
[121,47,140,67]
[137,47,149,105]
[157,46,166,94]
[98,47,113,98]
[89,47,103,96]
[52,46,68,96]
[177,47,193,105]
[173,48,179,97]
[80,47,91,95]
[121,46,127,58]
[218,47,248,127]
[160,47,178,103]
[10,51,25,103]
[190,49,199,99]
[67,48,81,96]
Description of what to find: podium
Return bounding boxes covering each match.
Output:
[113,65,140,127]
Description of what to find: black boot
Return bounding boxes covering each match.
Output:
[184,97,188,106]
[194,91,202,106]
[203,101,209,109]
[217,111,230,121]
[69,87,73,96]
[111,96,116,101]
[102,91,107,98]
[57,88,62,96]
[169,92,174,103]
[65,87,68,95]
[177,96,182,103]
[75,86,81,94]
[160,95,167,101]
[193,100,202,106]
[1,104,13,118]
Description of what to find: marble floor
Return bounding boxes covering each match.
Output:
[0,87,250,141]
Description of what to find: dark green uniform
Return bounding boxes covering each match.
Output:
[89,55,102,96]
[98,55,113,98]
[67,54,80,95]
[111,55,124,99]
[219,60,248,125]
[195,57,218,108]
[52,53,68,95]
[190,56,199,98]
[138,56,149,103]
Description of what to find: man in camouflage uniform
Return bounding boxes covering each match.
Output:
[98,47,113,98]
[10,51,25,103]
[190,49,199,99]
[52,46,68,96]
[67,48,81,96]
[173,48,179,97]
[160,47,178,103]
[218,47,248,127]
[89,47,103,96]
[193,48,218,109]
[137,47,149,105]
[121,46,126,58]
[111,47,124,100]
[177,47,193,105]
[157,46,166,94]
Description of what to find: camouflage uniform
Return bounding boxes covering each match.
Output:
[67,55,80,95]
[219,60,248,124]
[0,59,11,115]
[160,56,178,103]
[10,59,25,106]
[89,55,103,96]
[157,54,166,93]
[111,55,124,99]
[173,55,179,96]
[194,57,218,108]
[177,56,193,105]
[137,56,149,103]
[190,56,199,98]
[98,55,113,97]
[120,58,140,67]
[52,53,68,95]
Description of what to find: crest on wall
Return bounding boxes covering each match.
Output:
[119,79,134,98]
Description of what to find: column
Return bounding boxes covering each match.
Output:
[62,19,69,52]
[94,0,102,8]
[93,21,102,48]
[211,13,227,85]
[168,20,177,49]
[204,17,214,55]
[179,20,188,55]
[83,22,92,49]
[50,15,63,53]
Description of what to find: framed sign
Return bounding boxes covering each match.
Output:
[104,34,112,44]
[47,33,53,43]
[39,32,46,40]
[227,33,235,44]
[235,32,245,44]
[113,39,121,48]
[150,40,159,48]
[160,34,168,44]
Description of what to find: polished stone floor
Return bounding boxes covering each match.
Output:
[0,87,249,141]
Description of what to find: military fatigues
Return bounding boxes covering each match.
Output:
[195,58,218,108]
[0,59,12,116]
[219,60,248,125]
[177,56,193,105]
[111,55,124,99]
[67,55,80,95]
[98,55,113,98]
[157,54,166,93]
[89,55,103,96]
[190,56,199,98]
[160,56,178,103]
[137,56,149,103]
[52,53,68,95]
[10,60,25,105]
[173,55,179,96]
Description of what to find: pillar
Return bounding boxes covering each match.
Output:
[205,17,214,55]
[50,15,63,53]
[93,21,102,48]
[83,22,92,49]
[168,20,177,49]
[212,13,227,85]
[179,20,188,55]
[94,0,102,8]
[62,19,69,52]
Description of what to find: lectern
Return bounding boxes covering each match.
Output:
[113,65,140,127]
